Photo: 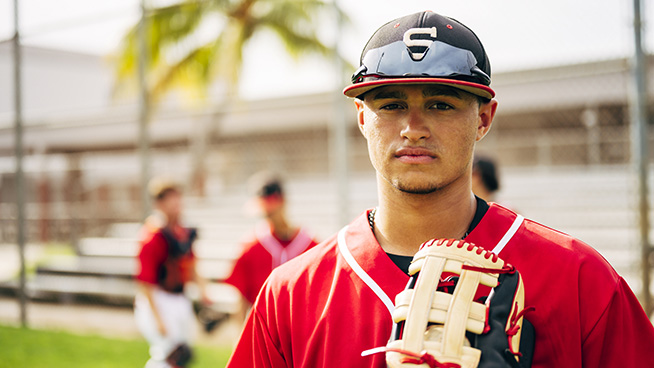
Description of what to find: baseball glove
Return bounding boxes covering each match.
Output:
[193,301,230,333]
[385,238,535,368]
[166,343,193,367]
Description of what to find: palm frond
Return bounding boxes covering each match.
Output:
[113,1,210,84]
[112,0,348,103]
[149,38,220,102]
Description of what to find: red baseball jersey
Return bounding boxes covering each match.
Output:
[227,204,654,367]
[136,224,195,290]
[225,224,319,304]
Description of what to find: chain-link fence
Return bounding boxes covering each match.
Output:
[0,0,653,365]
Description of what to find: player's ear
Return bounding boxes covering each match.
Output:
[354,99,367,137]
[476,99,498,142]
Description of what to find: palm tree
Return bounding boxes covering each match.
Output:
[113,0,346,195]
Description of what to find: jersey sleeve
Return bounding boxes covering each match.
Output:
[135,232,167,284]
[226,302,287,367]
[224,246,254,302]
[581,277,654,367]
[225,241,270,304]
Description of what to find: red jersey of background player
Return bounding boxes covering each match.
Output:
[224,172,319,313]
[136,221,196,293]
[225,223,317,304]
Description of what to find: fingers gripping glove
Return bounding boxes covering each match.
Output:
[385,239,535,368]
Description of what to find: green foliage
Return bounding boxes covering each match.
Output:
[113,0,346,103]
[0,324,232,368]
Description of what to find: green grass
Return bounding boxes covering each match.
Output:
[0,324,232,367]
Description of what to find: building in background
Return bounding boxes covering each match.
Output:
[0,44,653,295]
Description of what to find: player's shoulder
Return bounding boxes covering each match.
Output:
[490,203,603,257]
[139,226,165,248]
[236,230,268,253]
[522,216,603,256]
[137,230,169,263]
[505,207,619,281]
[265,233,340,286]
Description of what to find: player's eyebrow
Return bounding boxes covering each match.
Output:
[370,90,408,100]
[370,86,463,101]
[422,86,462,98]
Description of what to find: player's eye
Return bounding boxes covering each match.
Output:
[430,102,453,110]
[380,103,405,110]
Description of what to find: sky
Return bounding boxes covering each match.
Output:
[0,0,649,99]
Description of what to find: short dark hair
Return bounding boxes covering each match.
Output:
[148,177,181,201]
[476,96,491,106]
[473,156,499,193]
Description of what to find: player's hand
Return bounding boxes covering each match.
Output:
[201,293,212,306]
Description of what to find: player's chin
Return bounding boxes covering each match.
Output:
[392,176,442,195]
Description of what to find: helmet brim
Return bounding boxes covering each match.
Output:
[343,77,495,100]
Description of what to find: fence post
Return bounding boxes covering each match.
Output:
[12,0,27,328]
[138,0,152,221]
[629,0,652,316]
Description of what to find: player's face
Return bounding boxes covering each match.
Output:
[258,194,284,218]
[356,85,496,195]
[158,190,183,221]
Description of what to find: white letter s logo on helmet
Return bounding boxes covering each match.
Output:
[403,27,437,61]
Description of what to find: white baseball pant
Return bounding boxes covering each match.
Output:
[134,288,195,368]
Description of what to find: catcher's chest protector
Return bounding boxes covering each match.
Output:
[385,239,535,368]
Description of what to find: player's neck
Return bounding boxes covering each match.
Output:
[163,213,180,228]
[266,212,295,241]
[474,187,494,203]
[373,178,476,256]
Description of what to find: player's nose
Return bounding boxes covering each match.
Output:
[401,111,431,142]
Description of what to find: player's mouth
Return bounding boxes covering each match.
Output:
[394,147,437,164]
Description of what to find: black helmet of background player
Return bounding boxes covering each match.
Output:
[343,11,494,102]
[248,172,285,217]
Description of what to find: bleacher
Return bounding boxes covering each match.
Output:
[2,166,653,311]
[499,165,653,294]
[0,175,378,311]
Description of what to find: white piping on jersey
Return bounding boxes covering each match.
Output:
[256,223,313,269]
[490,215,524,255]
[336,213,525,318]
[337,227,395,316]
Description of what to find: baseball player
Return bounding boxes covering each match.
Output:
[134,178,208,368]
[224,172,319,321]
[472,155,500,202]
[227,11,654,368]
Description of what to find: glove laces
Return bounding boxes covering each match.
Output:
[386,348,462,368]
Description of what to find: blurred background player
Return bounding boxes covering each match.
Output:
[224,172,319,321]
[471,155,500,202]
[134,177,208,368]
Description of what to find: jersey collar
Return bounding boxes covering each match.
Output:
[338,211,410,316]
[337,204,525,317]
[465,202,525,256]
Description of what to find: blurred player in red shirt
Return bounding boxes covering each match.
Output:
[134,178,207,368]
[225,172,319,321]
